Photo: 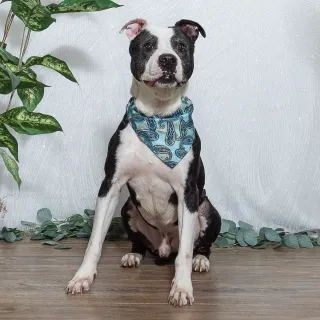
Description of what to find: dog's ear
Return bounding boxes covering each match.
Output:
[120,19,147,40]
[174,19,206,41]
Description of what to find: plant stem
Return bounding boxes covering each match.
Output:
[1,9,15,49]
[6,27,32,111]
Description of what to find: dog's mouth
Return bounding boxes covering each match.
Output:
[144,73,177,88]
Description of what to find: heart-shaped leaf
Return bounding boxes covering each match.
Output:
[54,244,72,250]
[283,234,299,249]
[0,148,21,186]
[236,229,248,247]
[265,229,281,242]
[4,231,17,242]
[297,234,313,249]
[12,0,56,31]
[243,229,258,246]
[16,71,48,89]
[17,85,44,111]
[215,236,231,248]
[42,240,58,246]
[24,55,77,83]
[0,64,20,94]
[47,0,122,14]
[238,221,253,231]
[0,124,18,161]
[0,107,62,135]
[37,208,52,223]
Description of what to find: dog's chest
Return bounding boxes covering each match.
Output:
[116,125,193,228]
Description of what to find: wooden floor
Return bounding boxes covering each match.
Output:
[0,239,319,320]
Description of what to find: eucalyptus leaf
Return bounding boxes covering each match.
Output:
[243,229,258,246]
[265,229,281,242]
[43,230,59,238]
[47,0,122,14]
[4,231,17,242]
[53,233,66,241]
[223,232,236,240]
[42,240,58,246]
[253,241,268,249]
[259,227,269,238]
[283,234,299,249]
[236,229,248,247]
[0,124,18,161]
[54,244,72,250]
[0,64,20,94]
[0,148,21,186]
[84,209,95,216]
[317,237,320,246]
[76,232,89,238]
[226,238,236,246]
[215,236,231,248]
[82,222,92,234]
[0,107,63,135]
[37,208,52,223]
[12,0,56,31]
[297,234,314,249]
[21,220,37,227]
[238,221,253,231]
[220,219,231,233]
[17,86,44,111]
[30,233,46,240]
[24,55,77,83]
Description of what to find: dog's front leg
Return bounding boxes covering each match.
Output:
[66,177,122,294]
[168,187,198,307]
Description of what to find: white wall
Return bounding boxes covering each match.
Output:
[0,0,319,231]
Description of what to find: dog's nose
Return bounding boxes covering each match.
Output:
[158,54,177,71]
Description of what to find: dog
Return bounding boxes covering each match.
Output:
[66,18,221,307]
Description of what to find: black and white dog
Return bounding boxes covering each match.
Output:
[66,18,221,307]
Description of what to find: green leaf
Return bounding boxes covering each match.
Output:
[53,233,66,241]
[0,148,21,186]
[238,221,253,231]
[259,227,269,238]
[243,229,258,246]
[0,107,63,135]
[0,124,18,161]
[0,47,19,64]
[283,234,299,249]
[43,230,59,238]
[215,236,231,248]
[4,231,17,242]
[236,229,248,247]
[47,0,122,14]
[223,232,236,240]
[54,244,72,250]
[76,232,89,238]
[226,238,236,246]
[84,209,95,217]
[82,222,92,234]
[42,240,58,246]
[67,214,84,226]
[220,219,237,234]
[275,228,286,236]
[253,241,268,249]
[317,237,320,246]
[41,220,57,231]
[24,55,77,83]
[17,85,44,111]
[11,0,56,31]
[37,208,52,223]
[0,64,20,94]
[30,233,46,240]
[21,220,37,227]
[16,71,48,89]
[297,234,313,249]
[264,229,281,242]
[15,236,23,241]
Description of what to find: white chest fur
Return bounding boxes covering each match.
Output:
[115,125,193,230]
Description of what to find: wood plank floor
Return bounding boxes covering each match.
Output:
[0,239,319,320]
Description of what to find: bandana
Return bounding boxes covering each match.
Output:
[126,96,195,168]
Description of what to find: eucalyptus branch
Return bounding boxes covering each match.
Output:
[1,9,15,48]
[6,27,32,111]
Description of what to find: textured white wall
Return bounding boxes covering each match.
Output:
[0,0,319,231]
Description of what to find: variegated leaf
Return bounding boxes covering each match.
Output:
[0,107,63,135]
[47,0,122,14]
[0,47,19,64]
[11,0,56,32]
[16,71,48,89]
[0,124,19,161]
[0,64,20,94]
[17,86,44,111]
[0,148,21,187]
[24,55,77,83]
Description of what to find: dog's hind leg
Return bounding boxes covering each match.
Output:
[193,197,221,272]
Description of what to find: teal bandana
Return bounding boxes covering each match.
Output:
[126,96,195,168]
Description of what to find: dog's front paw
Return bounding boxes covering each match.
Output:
[65,267,96,294]
[168,277,194,306]
[192,254,210,272]
[121,253,142,268]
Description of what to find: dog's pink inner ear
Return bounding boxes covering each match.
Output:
[181,25,199,39]
[120,19,147,40]
[174,19,206,41]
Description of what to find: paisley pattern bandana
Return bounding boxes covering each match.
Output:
[126,96,195,168]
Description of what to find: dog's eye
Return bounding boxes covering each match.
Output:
[143,42,154,51]
[177,43,186,52]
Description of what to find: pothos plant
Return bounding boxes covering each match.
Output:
[0,0,121,187]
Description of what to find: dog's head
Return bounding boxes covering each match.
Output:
[121,19,206,90]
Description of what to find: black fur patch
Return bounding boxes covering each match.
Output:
[129,30,158,81]
[168,192,178,206]
[98,115,128,197]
